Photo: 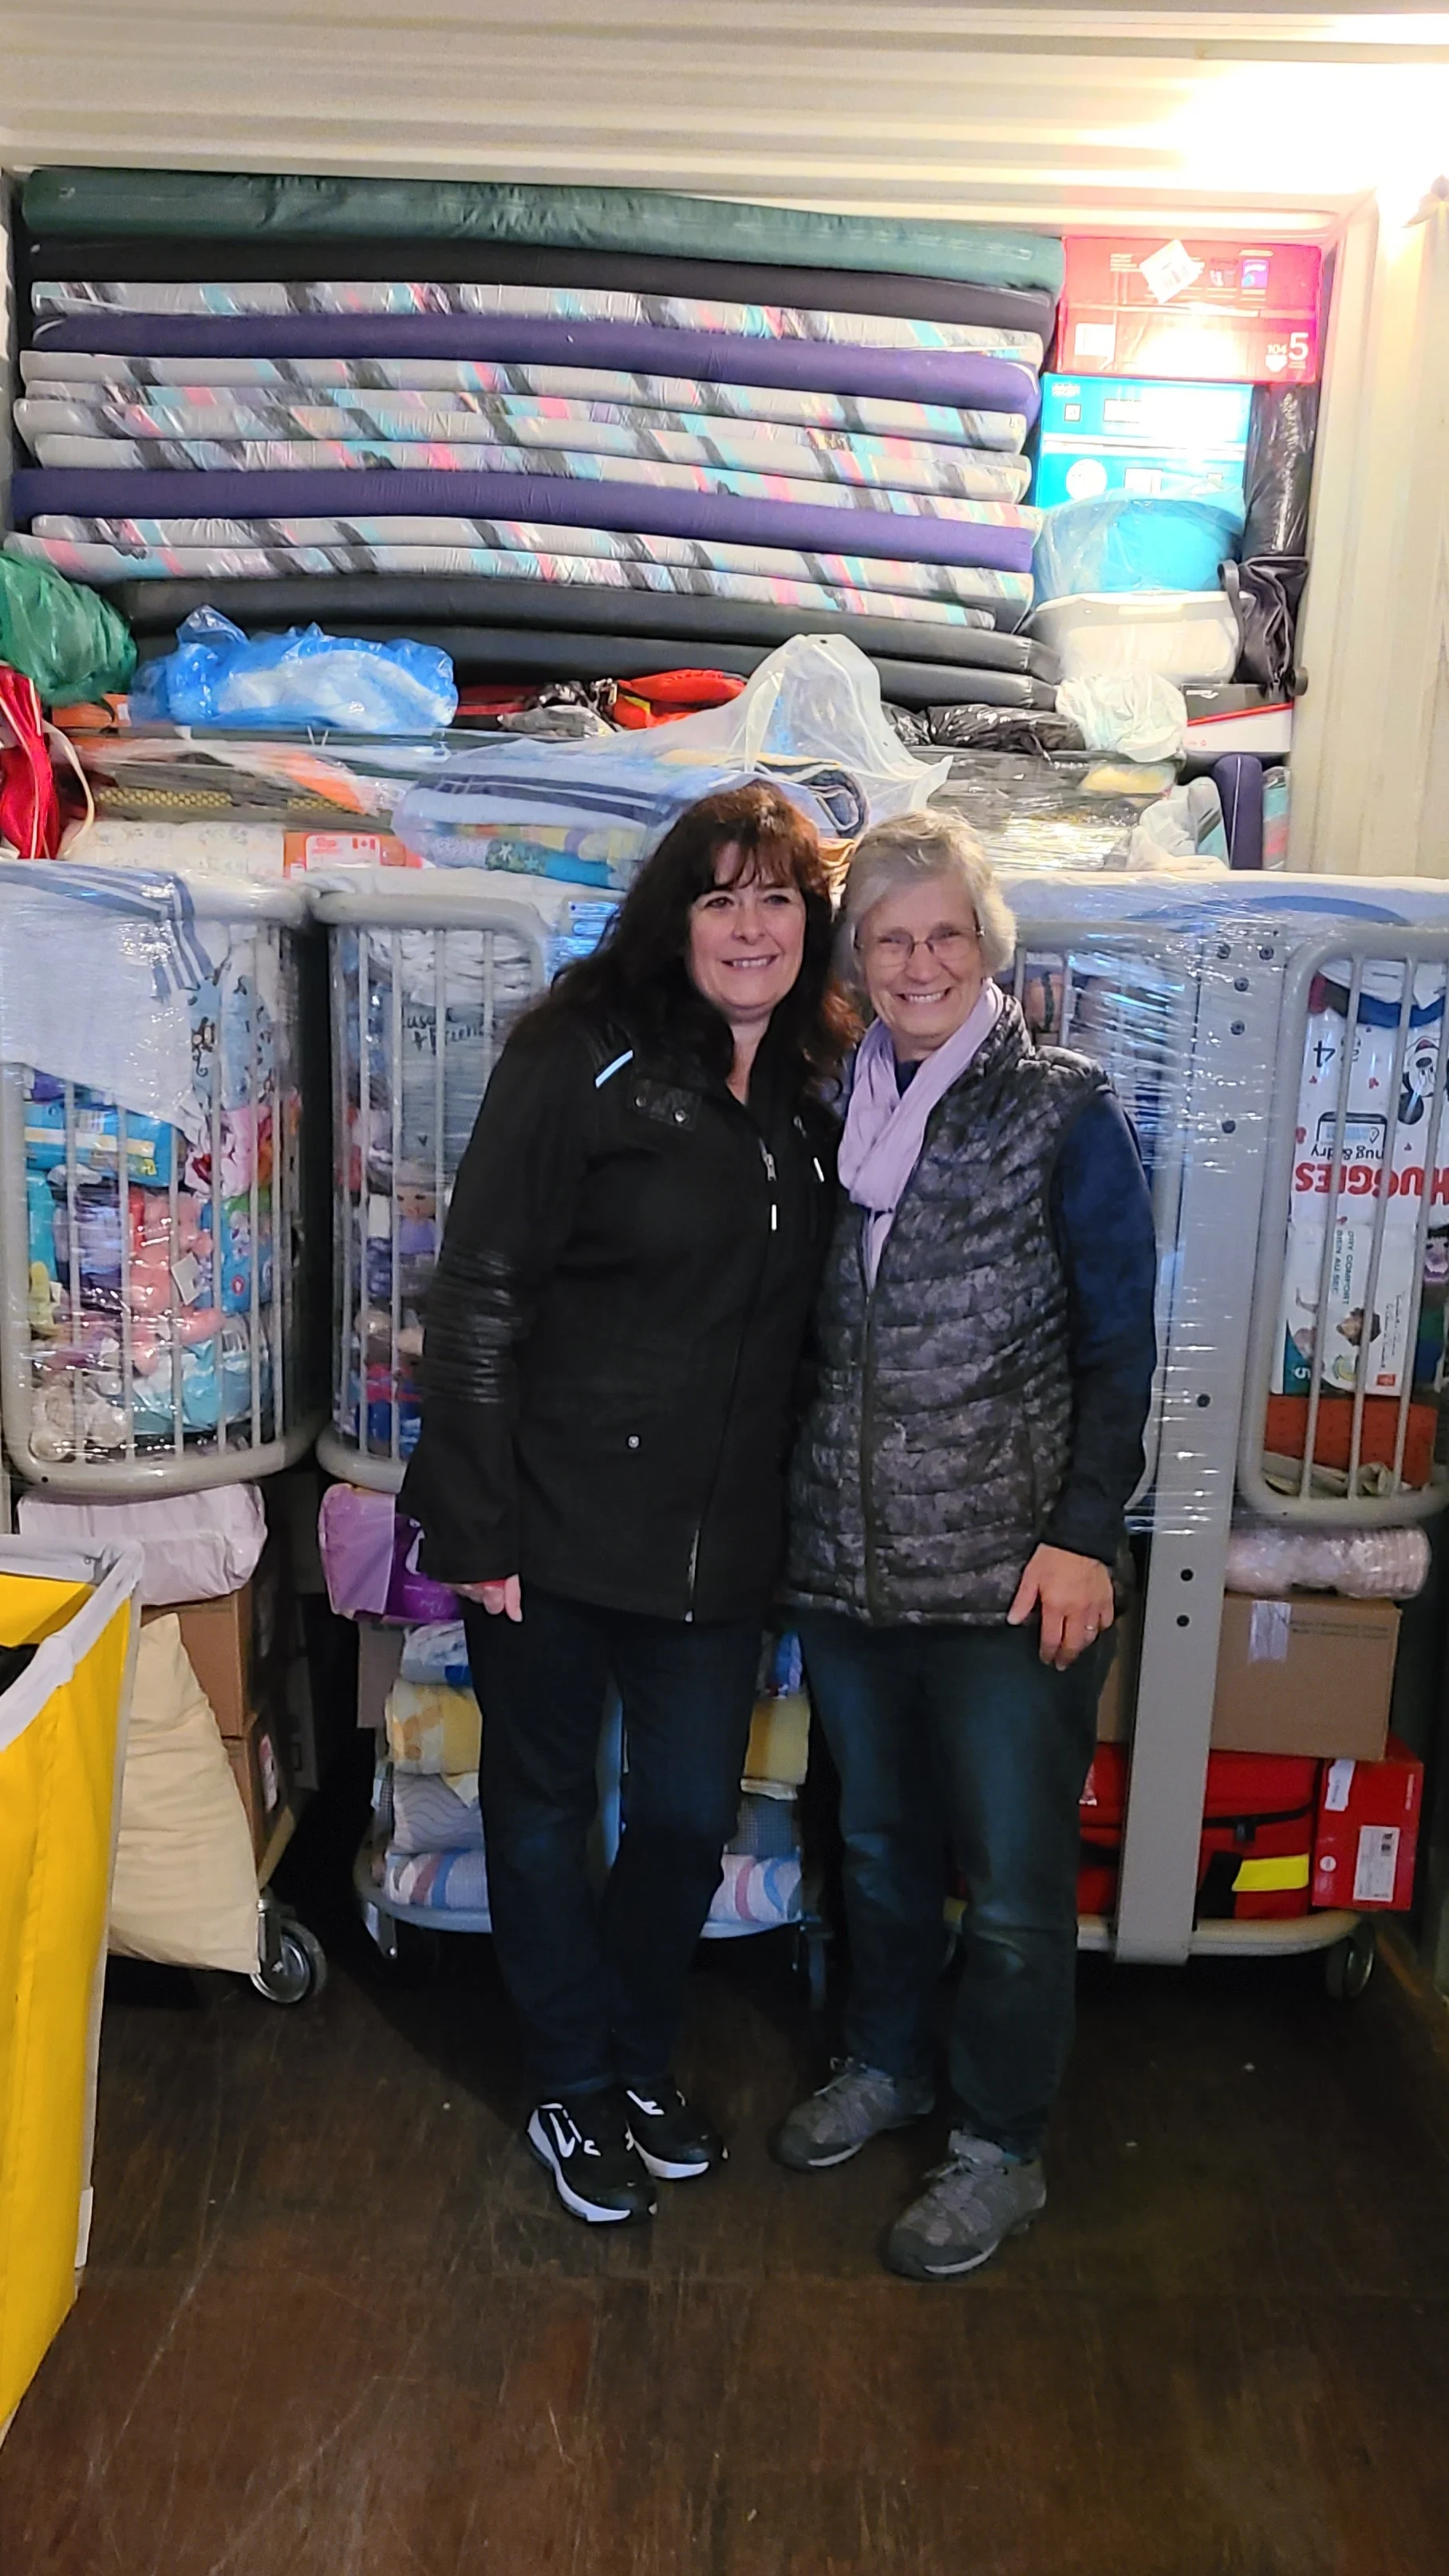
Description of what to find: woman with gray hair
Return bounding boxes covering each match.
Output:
[775,810,1157,2279]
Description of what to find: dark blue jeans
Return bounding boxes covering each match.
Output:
[466,1588,760,2098]
[796,1611,1104,2160]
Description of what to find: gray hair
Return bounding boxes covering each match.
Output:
[839,810,1017,984]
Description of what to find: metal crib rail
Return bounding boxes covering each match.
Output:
[1238,926,1449,1526]
[310,874,548,1494]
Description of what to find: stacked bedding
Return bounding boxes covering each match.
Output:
[378,1632,491,1923]
[9,168,1065,702]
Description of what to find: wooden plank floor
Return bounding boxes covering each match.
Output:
[6,1788,1449,2575]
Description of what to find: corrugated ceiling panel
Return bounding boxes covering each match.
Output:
[2,8,1447,231]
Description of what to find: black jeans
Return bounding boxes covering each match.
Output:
[796,1611,1104,2160]
[466,1588,761,2098]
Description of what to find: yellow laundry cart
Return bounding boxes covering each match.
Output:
[0,1540,141,2437]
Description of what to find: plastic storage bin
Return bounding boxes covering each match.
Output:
[1028,590,1240,685]
[313,872,548,1491]
[0,879,323,1494]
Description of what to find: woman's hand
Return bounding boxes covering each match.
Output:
[1007,1546,1114,1671]
[456,1576,523,1622]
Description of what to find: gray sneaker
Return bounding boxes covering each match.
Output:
[885,2131,1045,2279]
[772,2057,935,2172]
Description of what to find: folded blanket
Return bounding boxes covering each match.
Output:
[384,1678,481,1774]
[23,168,1066,295]
[28,512,1012,604]
[381,1845,491,1915]
[389,1768,483,1855]
[19,354,1030,452]
[31,279,1045,370]
[707,1852,803,1931]
[16,399,1032,503]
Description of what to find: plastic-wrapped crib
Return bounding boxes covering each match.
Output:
[0,870,323,1494]
[311,872,551,1490]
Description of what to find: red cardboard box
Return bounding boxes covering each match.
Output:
[1058,235,1322,383]
[1312,1734,1423,1912]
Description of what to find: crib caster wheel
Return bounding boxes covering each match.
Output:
[252,1915,328,2006]
[1324,1923,1376,2003]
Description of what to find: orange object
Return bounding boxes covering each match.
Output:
[1263,1394,1436,1490]
[613,670,746,728]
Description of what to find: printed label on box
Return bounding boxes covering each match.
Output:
[1324,1758,1356,1813]
[1139,239,1204,305]
[1072,321,1116,361]
[1249,1600,1292,1663]
[1354,1825,1400,1906]
[258,1730,282,1816]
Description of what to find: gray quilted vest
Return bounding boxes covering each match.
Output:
[786,998,1107,1625]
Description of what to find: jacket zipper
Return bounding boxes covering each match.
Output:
[685,1123,780,1621]
[859,1247,882,1623]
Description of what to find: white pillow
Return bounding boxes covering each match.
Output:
[109,1616,259,1974]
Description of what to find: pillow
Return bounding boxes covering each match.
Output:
[108,1615,259,1973]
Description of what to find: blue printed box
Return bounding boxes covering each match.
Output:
[1035,375,1252,512]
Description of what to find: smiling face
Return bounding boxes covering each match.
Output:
[685,839,808,1032]
[857,871,987,1061]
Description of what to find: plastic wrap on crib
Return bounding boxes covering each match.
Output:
[310,871,550,1490]
[0,870,323,1493]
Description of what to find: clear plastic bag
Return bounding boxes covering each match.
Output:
[1056,674,1188,764]
[1225,1520,1430,1602]
[395,635,946,873]
[129,608,458,735]
[1033,496,1241,602]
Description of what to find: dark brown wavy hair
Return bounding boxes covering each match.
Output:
[523,780,858,1088]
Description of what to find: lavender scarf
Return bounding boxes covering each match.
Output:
[839,980,1004,1288]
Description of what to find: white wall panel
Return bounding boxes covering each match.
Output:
[2,6,1446,232]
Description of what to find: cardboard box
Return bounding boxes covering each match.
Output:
[1211,1594,1397,1760]
[226,1700,292,1866]
[141,1544,290,1742]
[1312,1734,1423,1911]
[1036,373,1251,512]
[1058,235,1322,382]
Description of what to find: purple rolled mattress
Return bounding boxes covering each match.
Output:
[29,312,1040,419]
[12,466,1036,570]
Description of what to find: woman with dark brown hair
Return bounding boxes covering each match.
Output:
[402,782,851,2227]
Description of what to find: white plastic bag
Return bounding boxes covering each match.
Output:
[1125,778,1229,872]
[1057,673,1188,764]
[653,635,949,820]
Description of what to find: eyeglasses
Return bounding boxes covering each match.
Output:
[859,925,979,967]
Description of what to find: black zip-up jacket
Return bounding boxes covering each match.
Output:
[401,1009,839,1623]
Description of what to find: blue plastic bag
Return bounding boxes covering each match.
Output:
[130,607,457,734]
[1032,496,1241,603]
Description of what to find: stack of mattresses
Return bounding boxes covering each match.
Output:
[7,169,1065,710]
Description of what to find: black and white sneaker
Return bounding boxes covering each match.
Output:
[624,2081,727,2182]
[527,2093,657,2225]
